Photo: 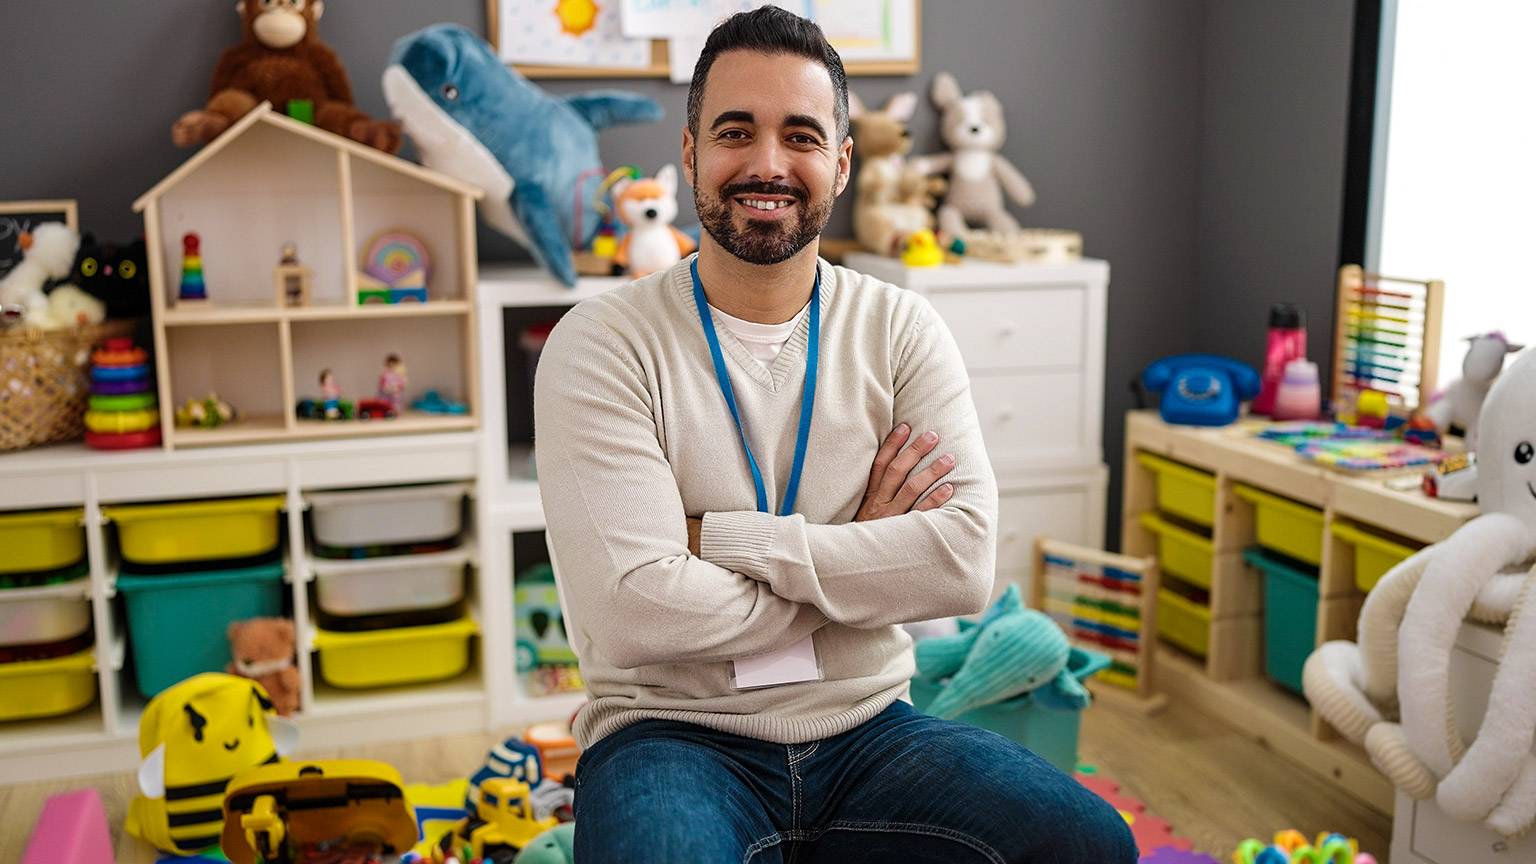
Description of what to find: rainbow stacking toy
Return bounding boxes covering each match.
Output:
[84,338,160,449]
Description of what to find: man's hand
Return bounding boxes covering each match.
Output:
[855,424,955,521]
[683,425,953,556]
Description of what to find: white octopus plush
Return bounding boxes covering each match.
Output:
[1305,346,1536,837]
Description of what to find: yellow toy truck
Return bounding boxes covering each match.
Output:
[433,776,560,864]
[220,760,417,864]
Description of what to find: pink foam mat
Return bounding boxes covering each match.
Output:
[22,788,113,864]
[1077,772,1198,860]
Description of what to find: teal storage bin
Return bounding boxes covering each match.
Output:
[910,646,1110,773]
[117,563,286,699]
[1244,547,1318,695]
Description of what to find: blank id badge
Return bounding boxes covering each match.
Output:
[730,633,824,690]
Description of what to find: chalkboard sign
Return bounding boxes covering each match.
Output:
[0,200,79,281]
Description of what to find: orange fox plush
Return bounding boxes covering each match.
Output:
[612,164,696,278]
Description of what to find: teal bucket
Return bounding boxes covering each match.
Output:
[1245,547,1319,695]
[117,563,286,699]
[911,646,1111,773]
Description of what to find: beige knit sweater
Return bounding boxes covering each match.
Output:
[533,256,998,748]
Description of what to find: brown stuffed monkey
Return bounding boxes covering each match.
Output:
[173,0,402,154]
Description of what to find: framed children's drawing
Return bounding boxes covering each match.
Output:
[488,0,921,79]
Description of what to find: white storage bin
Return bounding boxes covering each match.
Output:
[313,548,470,616]
[0,579,92,646]
[306,482,470,547]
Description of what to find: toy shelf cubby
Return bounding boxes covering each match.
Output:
[1121,409,1477,815]
[0,430,592,785]
[132,103,484,449]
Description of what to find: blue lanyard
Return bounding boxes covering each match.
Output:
[691,257,820,516]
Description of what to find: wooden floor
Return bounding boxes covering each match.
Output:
[0,697,1391,863]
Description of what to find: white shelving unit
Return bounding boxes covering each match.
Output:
[0,431,579,784]
[475,266,629,725]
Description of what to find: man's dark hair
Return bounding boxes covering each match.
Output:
[686,6,850,143]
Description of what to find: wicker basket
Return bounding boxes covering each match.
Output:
[0,320,139,452]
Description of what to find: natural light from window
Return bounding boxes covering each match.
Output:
[1373,2,1536,392]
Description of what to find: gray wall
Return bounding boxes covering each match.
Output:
[1194,2,1355,389]
[0,1,1356,549]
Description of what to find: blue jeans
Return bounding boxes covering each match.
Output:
[572,700,1137,863]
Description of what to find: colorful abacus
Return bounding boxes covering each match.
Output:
[84,338,160,450]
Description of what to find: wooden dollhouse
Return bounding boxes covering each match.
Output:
[131,102,484,449]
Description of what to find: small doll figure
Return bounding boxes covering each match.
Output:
[377,353,408,414]
[319,368,342,419]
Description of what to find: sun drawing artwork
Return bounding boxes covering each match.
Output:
[555,0,599,36]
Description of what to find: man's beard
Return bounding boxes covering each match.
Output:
[693,173,835,266]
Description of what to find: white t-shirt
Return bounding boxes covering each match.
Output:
[710,303,810,368]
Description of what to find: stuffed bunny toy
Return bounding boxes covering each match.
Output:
[913,72,1035,239]
[848,91,945,257]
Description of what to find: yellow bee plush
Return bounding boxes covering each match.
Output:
[126,673,299,855]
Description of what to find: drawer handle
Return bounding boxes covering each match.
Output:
[998,323,1017,338]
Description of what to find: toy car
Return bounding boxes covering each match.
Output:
[295,398,355,421]
[356,398,397,420]
[434,776,561,864]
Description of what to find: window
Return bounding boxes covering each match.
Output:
[1367,1,1536,391]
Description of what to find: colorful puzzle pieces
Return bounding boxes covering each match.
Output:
[1141,850,1222,864]
[1077,772,1196,859]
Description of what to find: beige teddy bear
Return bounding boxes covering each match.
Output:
[912,72,1035,239]
[226,617,301,716]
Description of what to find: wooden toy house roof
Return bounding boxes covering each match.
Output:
[132,101,484,212]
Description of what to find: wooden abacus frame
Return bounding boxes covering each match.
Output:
[1031,536,1166,712]
[1332,264,1444,413]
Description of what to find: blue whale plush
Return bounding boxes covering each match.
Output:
[383,24,664,286]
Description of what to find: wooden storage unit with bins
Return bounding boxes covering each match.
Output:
[1122,410,1475,812]
[130,103,484,449]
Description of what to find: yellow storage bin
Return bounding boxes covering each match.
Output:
[1138,511,1214,589]
[103,496,284,566]
[1136,452,1216,527]
[1332,521,1421,593]
[1157,587,1211,658]
[1233,484,1324,566]
[0,647,96,721]
[313,616,477,689]
[0,509,84,575]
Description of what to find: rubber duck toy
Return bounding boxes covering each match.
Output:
[901,229,945,267]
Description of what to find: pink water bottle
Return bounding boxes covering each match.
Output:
[1254,302,1306,416]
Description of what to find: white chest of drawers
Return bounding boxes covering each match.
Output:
[844,253,1110,598]
[1391,619,1536,864]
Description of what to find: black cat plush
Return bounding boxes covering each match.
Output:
[71,235,150,320]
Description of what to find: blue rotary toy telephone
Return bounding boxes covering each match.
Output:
[1142,354,1261,426]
